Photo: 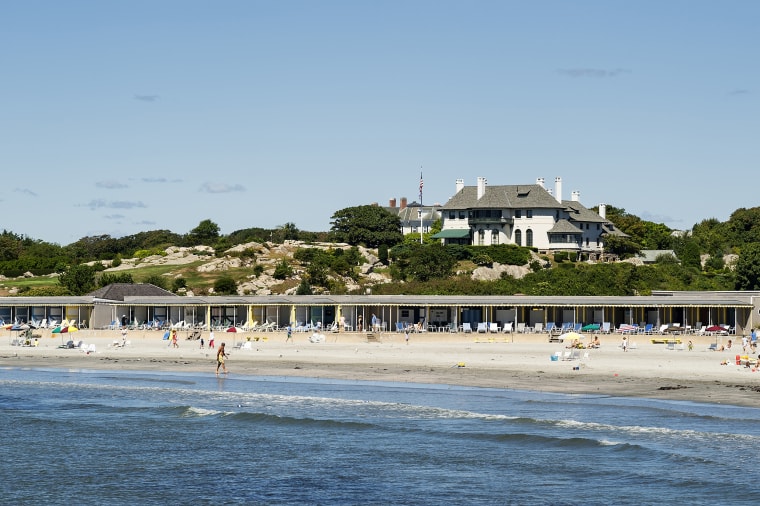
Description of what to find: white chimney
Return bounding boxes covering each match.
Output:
[554,177,562,203]
[571,190,580,202]
[455,178,464,194]
[536,177,545,189]
[599,203,607,219]
[476,177,487,200]
[547,189,553,197]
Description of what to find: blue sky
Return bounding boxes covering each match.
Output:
[2,1,757,245]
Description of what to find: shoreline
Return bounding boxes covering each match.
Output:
[2,329,760,408]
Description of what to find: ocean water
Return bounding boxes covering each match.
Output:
[1,368,758,506]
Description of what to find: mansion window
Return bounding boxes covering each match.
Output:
[515,210,522,219]
[478,229,485,245]
[491,230,499,245]
[526,209,533,219]
[526,229,533,247]
[515,229,522,246]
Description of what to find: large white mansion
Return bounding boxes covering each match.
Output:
[432,177,626,254]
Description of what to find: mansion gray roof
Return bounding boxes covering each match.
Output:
[441,184,561,210]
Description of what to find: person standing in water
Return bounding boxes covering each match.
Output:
[216,342,229,376]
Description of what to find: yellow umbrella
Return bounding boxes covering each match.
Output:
[558,331,583,341]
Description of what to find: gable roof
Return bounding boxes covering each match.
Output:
[88,283,178,301]
[562,201,608,223]
[547,219,583,234]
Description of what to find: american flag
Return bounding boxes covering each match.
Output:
[419,171,423,203]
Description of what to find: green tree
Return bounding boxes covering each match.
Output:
[671,234,701,270]
[187,219,221,246]
[330,205,403,248]
[144,274,168,290]
[99,272,134,287]
[214,276,237,295]
[171,277,187,292]
[378,244,389,265]
[58,264,97,295]
[279,222,300,241]
[397,243,457,282]
[273,260,293,280]
[735,243,760,290]
[296,278,313,295]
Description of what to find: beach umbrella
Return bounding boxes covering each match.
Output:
[558,331,584,341]
[581,323,600,332]
[52,324,78,343]
[226,326,242,333]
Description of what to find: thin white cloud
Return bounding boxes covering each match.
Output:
[141,177,183,184]
[640,211,679,224]
[134,220,157,226]
[104,214,126,220]
[15,188,38,197]
[728,89,750,96]
[96,180,128,189]
[557,68,630,78]
[134,94,159,102]
[84,200,147,210]
[199,182,246,194]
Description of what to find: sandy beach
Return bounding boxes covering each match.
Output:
[3,327,760,408]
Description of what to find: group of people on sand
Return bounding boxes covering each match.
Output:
[566,336,601,350]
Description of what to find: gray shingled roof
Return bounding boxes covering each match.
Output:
[563,201,607,223]
[547,219,583,234]
[441,184,561,210]
[87,283,178,301]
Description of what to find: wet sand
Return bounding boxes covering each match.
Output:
[2,328,760,407]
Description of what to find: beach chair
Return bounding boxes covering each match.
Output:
[489,322,499,333]
[462,323,472,333]
[601,322,611,334]
[476,322,487,333]
[502,322,513,334]
[534,322,543,333]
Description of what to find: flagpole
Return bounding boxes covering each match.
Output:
[419,170,424,244]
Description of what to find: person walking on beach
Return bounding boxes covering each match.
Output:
[405,328,410,345]
[621,336,628,352]
[286,324,293,343]
[357,314,363,332]
[200,337,205,349]
[216,342,229,375]
[208,330,215,349]
[171,329,179,348]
